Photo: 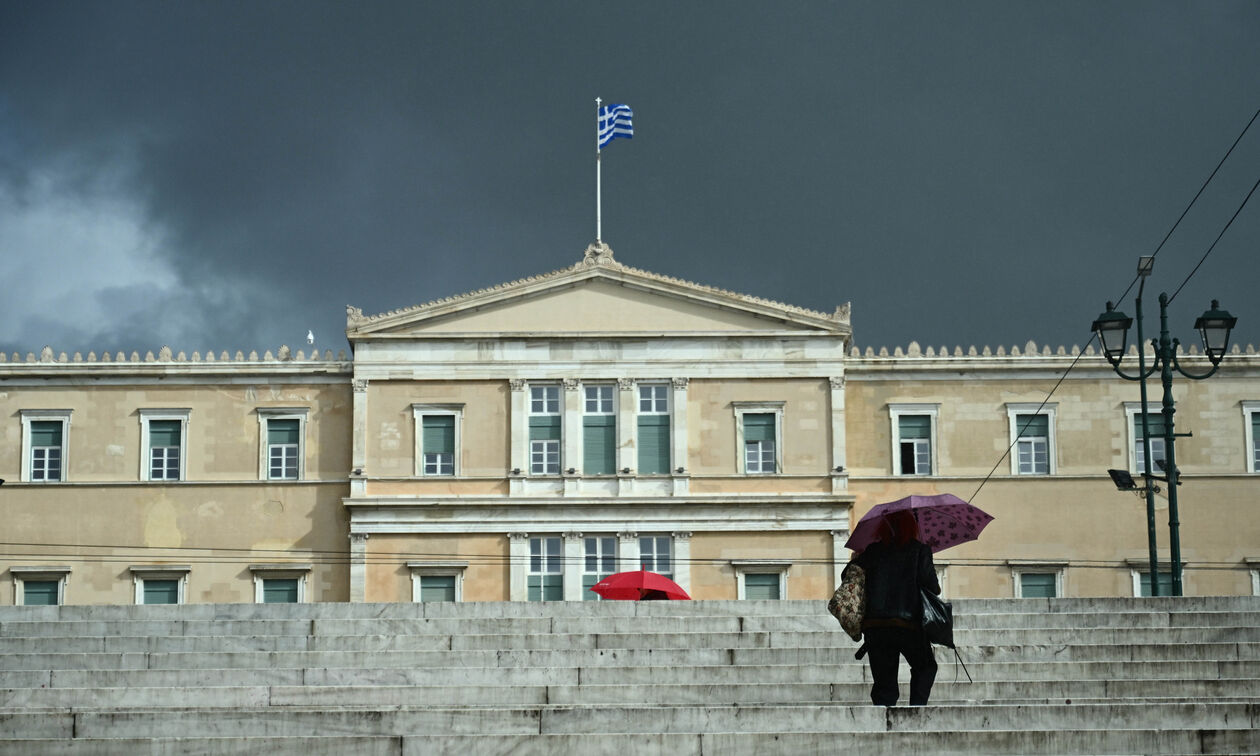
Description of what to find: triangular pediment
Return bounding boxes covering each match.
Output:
[347,244,850,338]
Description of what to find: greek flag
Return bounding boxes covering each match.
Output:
[598,104,634,149]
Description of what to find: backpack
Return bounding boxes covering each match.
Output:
[828,562,865,641]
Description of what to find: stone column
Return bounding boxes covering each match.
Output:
[671,378,690,495]
[671,531,693,595]
[351,379,369,496]
[349,533,369,602]
[563,531,584,601]
[618,531,640,573]
[829,376,848,493]
[830,529,850,587]
[563,379,582,495]
[508,532,529,601]
[509,380,527,494]
[617,379,636,477]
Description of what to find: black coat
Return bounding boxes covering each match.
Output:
[855,539,940,623]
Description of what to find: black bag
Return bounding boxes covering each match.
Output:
[920,588,954,649]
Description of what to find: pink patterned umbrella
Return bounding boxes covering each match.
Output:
[844,493,995,554]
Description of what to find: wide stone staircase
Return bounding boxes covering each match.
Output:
[0,596,1257,754]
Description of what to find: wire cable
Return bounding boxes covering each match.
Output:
[1168,174,1260,303]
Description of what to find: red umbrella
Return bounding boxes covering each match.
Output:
[590,570,691,600]
[844,493,995,554]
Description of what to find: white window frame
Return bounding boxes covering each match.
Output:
[1006,403,1057,476]
[20,410,72,483]
[1008,561,1066,598]
[731,560,791,600]
[582,385,617,476]
[528,536,564,601]
[1242,401,1260,474]
[637,535,673,577]
[139,409,190,482]
[412,403,464,477]
[11,566,71,606]
[130,565,190,605]
[1126,559,1177,597]
[1124,402,1168,476]
[889,403,939,476]
[249,564,310,603]
[257,408,309,481]
[733,401,785,475]
[528,385,562,476]
[582,535,618,600]
[407,561,468,602]
[635,382,672,475]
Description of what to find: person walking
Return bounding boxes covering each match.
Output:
[853,509,940,706]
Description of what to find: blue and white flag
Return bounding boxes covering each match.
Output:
[598,104,634,149]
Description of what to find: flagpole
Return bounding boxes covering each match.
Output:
[595,97,602,243]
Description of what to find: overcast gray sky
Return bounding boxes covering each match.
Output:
[2,2,1257,357]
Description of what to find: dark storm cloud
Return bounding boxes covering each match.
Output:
[1,1,1258,356]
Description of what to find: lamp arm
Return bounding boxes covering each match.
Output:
[1169,342,1220,381]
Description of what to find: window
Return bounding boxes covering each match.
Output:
[889,404,938,476]
[20,410,71,483]
[582,536,617,600]
[637,384,670,474]
[11,566,70,606]
[408,561,467,602]
[1006,404,1056,475]
[732,560,790,600]
[1134,570,1174,597]
[1243,402,1260,473]
[528,537,563,601]
[130,566,190,605]
[412,404,463,477]
[638,536,672,578]
[745,573,781,599]
[733,402,784,475]
[529,386,561,475]
[250,564,310,603]
[583,386,616,475]
[1018,573,1057,598]
[139,409,190,482]
[257,408,309,481]
[1130,409,1167,475]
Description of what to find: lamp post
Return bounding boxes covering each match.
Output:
[1091,257,1237,597]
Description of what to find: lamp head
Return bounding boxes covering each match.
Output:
[1193,300,1236,366]
[1091,301,1133,368]
[1107,468,1137,491]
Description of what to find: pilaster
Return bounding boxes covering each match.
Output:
[349,533,369,602]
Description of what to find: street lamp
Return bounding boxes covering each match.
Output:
[1091,258,1237,597]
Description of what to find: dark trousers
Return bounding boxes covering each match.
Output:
[864,625,937,706]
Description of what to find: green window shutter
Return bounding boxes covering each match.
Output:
[422,415,455,454]
[1134,413,1166,439]
[143,579,179,605]
[637,415,670,474]
[898,415,930,439]
[149,420,182,447]
[527,574,563,601]
[529,416,560,441]
[23,580,60,605]
[1020,573,1056,598]
[267,419,300,445]
[419,575,456,602]
[744,573,781,600]
[583,415,615,474]
[30,421,62,447]
[582,573,602,601]
[1139,572,1173,597]
[1016,414,1048,438]
[262,578,299,604]
[744,413,775,443]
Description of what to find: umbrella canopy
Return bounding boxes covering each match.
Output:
[845,493,995,554]
[590,570,692,601]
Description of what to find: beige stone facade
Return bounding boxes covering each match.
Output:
[3,245,1258,605]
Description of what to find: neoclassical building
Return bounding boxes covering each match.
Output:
[3,244,1258,606]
